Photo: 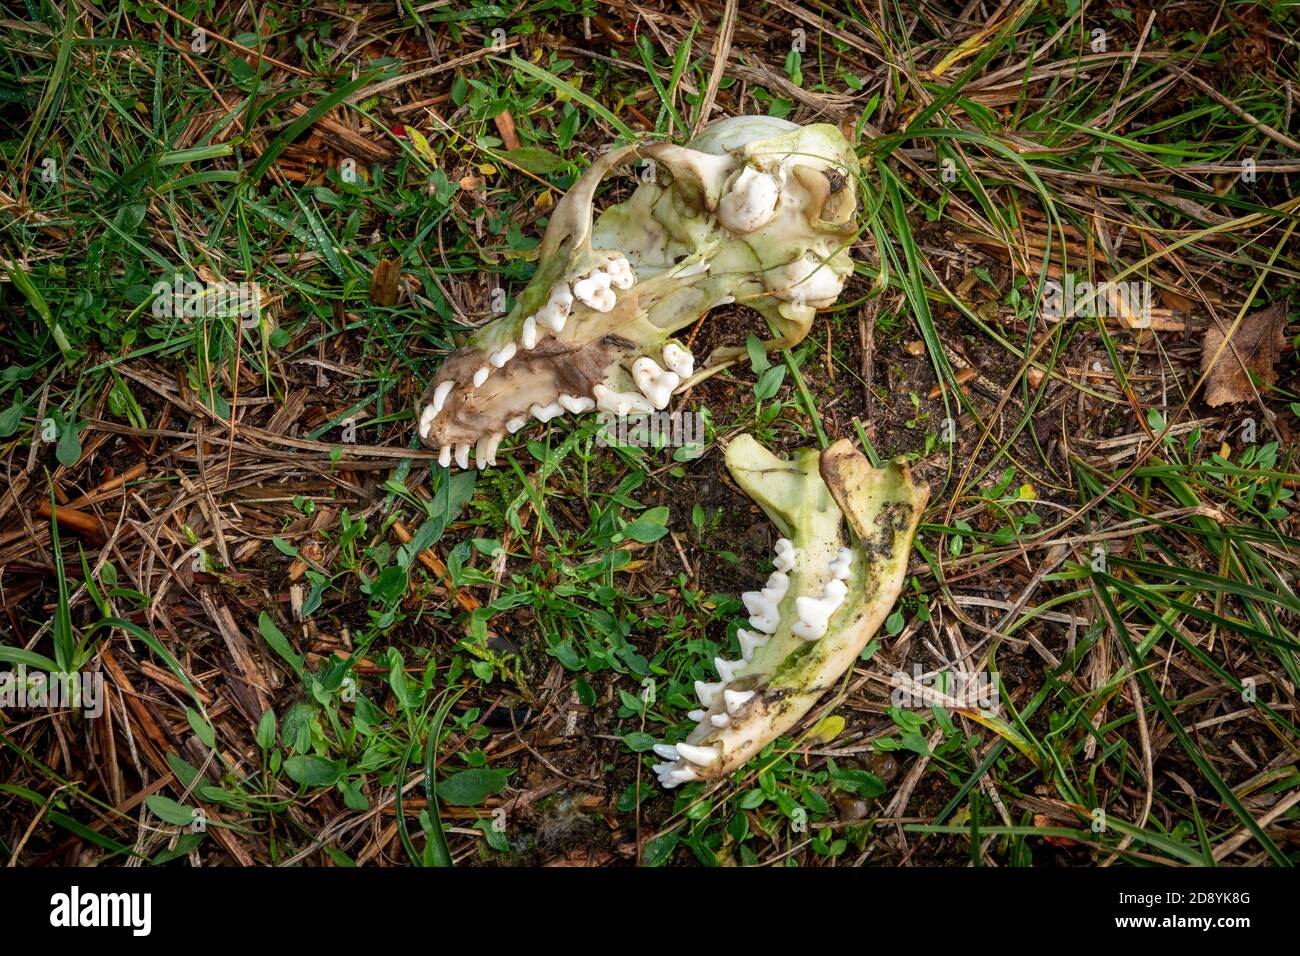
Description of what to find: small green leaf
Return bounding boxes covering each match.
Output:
[501,146,568,174]
[622,732,657,753]
[146,795,199,826]
[284,755,344,787]
[257,612,304,677]
[438,768,511,806]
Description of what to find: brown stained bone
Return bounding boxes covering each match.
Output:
[418,334,629,447]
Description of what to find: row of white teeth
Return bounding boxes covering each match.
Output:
[474,256,638,392]
[651,539,855,788]
[421,337,695,471]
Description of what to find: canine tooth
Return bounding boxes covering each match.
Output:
[558,393,595,413]
[710,713,731,728]
[506,416,527,434]
[438,445,452,468]
[662,342,695,378]
[652,743,680,760]
[742,590,780,634]
[714,657,743,683]
[475,433,501,469]
[675,742,721,767]
[490,342,517,367]
[472,366,490,388]
[454,443,470,470]
[738,628,769,660]
[418,404,436,438]
[724,689,755,713]
[531,401,564,422]
[593,384,654,415]
[688,709,708,722]
[431,380,454,415]
[631,357,680,410]
[773,537,797,572]
[521,316,538,349]
[695,680,723,709]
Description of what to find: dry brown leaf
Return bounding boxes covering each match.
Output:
[1200,301,1289,406]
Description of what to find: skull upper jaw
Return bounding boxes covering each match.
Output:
[417,117,863,467]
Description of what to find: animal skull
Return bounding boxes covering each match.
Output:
[416,116,860,468]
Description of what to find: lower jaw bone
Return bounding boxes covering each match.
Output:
[651,435,929,788]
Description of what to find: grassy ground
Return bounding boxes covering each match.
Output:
[1,0,1298,867]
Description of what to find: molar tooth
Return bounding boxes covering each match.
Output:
[710,713,731,728]
[724,689,755,713]
[506,415,527,434]
[791,579,849,641]
[438,445,452,468]
[652,744,680,760]
[762,570,790,604]
[559,393,596,414]
[631,357,680,410]
[418,404,436,439]
[573,270,616,312]
[714,657,743,683]
[536,299,568,333]
[662,342,695,378]
[738,628,769,660]
[593,384,654,416]
[694,680,723,709]
[472,366,490,388]
[829,547,853,580]
[548,282,573,311]
[490,342,517,367]
[675,742,721,768]
[606,255,636,289]
[531,401,564,423]
[454,443,470,470]
[521,316,538,349]
[431,380,454,415]
[741,590,780,634]
[773,537,797,573]
[475,433,501,469]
